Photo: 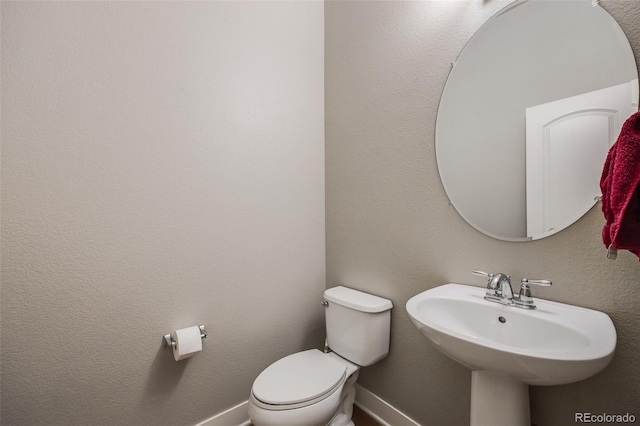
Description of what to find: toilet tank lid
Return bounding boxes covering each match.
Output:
[324,286,393,313]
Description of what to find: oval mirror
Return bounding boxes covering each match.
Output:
[436,0,638,241]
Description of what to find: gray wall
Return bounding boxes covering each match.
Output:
[325,1,640,425]
[1,2,325,425]
[3,1,640,425]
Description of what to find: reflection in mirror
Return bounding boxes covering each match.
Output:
[525,81,637,239]
[436,0,639,241]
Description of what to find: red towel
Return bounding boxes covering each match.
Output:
[600,111,640,260]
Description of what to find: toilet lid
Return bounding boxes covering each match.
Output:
[252,349,346,406]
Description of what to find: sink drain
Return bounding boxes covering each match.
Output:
[498,316,506,323]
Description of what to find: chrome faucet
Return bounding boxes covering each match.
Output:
[472,270,552,309]
[473,270,514,304]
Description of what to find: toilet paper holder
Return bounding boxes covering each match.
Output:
[162,325,208,348]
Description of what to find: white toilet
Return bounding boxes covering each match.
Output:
[248,286,393,426]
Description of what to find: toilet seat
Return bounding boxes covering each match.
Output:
[251,349,347,410]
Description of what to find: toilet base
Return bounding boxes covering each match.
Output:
[329,370,359,426]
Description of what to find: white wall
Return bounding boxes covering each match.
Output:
[1,2,325,424]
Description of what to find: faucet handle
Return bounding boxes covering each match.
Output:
[472,270,496,292]
[473,270,511,289]
[523,278,552,287]
[516,278,552,309]
[472,270,494,279]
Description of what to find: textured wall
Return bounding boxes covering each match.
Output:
[325,1,640,425]
[1,2,325,425]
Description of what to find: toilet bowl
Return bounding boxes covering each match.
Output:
[248,350,359,426]
[248,286,393,426]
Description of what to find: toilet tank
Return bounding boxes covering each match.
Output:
[323,286,393,366]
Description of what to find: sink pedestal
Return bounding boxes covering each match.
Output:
[470,371,529,426]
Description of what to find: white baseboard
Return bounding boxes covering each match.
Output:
[194,385,419,426]
[354,384,421,426]
[195,400,250,426]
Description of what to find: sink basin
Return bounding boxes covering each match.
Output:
[406,283,616,426]
[406,283,616,385]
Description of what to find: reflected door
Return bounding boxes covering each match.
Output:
[525,80,639,239]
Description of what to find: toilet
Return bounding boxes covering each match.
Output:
[248,286,393,426]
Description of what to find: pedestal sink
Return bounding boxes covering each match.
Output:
[406,283,616,426]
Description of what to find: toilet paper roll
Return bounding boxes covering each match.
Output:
[171,326,203,361]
